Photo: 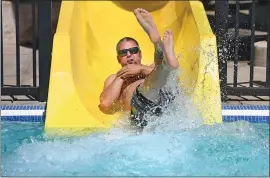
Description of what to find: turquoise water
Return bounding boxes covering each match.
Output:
[1,120,269,176]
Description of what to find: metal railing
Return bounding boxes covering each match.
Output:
[1,0,53,102]
[215,0,270,101]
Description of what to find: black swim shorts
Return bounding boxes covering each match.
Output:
[129,86,175,128]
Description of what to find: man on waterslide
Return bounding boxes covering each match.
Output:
[99,8,179,128]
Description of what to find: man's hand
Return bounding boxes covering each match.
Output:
[117,64,142,79]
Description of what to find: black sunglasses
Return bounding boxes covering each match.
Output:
[117,47,140,57]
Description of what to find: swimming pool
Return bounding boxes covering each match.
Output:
[1,116,269,176]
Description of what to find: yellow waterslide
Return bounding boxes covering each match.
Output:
[45,1,222,136]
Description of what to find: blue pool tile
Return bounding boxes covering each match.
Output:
[263,106,268,110]
[31,117,35,122]
[257,117,262,123]
[38,117,42,122]
[2,104,269,124]
[24,117,30,122]
[13,116,18,121]
[20,116,25,121]
[228,106,233,110]
[1,116,42,122]
[222,116,230,122]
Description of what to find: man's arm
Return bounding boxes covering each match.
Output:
[140,63,156,77]
[99,74,124,114]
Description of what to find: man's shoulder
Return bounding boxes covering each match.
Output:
[104,74,117,83]
[107,74,117,80]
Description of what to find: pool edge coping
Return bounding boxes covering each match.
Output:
[1,104,269,123]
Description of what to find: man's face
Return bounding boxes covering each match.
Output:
[117,40,142,66]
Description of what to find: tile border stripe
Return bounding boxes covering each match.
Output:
[1,105,269,123]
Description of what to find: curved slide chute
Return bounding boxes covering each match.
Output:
[45,1,222,136]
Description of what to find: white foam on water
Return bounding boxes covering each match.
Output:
[2,120,268,176]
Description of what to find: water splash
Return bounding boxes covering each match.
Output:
[2,119,269,177]
[1,71,269,176]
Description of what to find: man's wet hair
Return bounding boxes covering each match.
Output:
[116,37,139,52]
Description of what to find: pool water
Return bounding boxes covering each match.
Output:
[1,77,269,176]
[1,120,269,176]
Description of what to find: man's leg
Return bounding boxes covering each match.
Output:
[134,8,179,103]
